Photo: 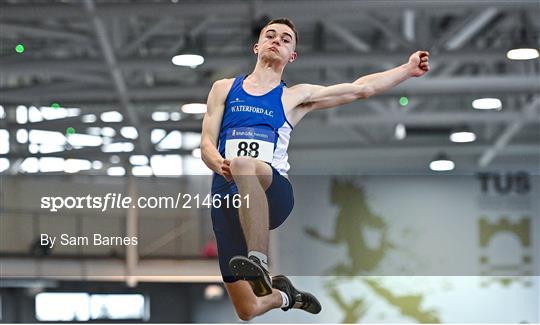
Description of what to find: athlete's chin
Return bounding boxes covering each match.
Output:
[260,54,286,64]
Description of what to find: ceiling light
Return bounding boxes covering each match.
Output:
[181,103,207,114]
[28,106,43,122]
[81,114,97,123]
[39,158,64,173]
[39,145,64,154]
[129,155,149,166]
[0,158,9,173]
[40,106,69,120]
[152,112,169,122]
[110,155,120,164]
[157,131,182,150]
[172,54,204,68]
[64,159,91,174]
[16,105,27,124]
[170,112,181,121]
[151,155,183,176]
[151,129,166,144]
[100,127,116,137]
[102,142,134,153]
[506,48,539,60]
[17,129,28,143]
[100,111,123,123]
[450,130,476,143]
[92,160,103,170]
[121,126,138,139]
[107,166,125,176]
[21,157,39,173]
[132,165,153,177]
[472,98,501,110]
[29,130,66,146]
[394,123,406,140]
[67,134,102,147]
[429,153,455,172]
[192,148,201,158]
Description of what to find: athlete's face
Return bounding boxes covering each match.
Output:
[255,23,297,64]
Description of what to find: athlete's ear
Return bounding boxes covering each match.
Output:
[253,43,259,54]
[289,51,298,63]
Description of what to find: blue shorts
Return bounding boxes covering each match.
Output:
[210,166,294,283]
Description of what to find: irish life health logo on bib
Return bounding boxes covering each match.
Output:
[225,127,275,163]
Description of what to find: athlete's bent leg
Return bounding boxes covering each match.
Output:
[225,281,282,321]
[229,157,273,255]
[228,157,274,295]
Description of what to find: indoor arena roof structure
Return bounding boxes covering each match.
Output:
[0,0,539,175]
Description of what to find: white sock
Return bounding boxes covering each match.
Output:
[248,250,269,272]
[278,290,289,308]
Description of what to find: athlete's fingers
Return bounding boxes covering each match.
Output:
[223,159,231,166]
[221,166,232,181]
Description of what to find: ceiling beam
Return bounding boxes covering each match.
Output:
[83,0,151,156]
[0,50,512,77]
[0,22,92,42]
[324,21,371,52]
[119,18,173,57]
[2,1,538,19]
[438,7,500,50]
[2,76,537,105]
[321,111,539,127]
[478,96,540,168]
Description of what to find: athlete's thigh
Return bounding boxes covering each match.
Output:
[254,159,273,190]
[236,157,273,190]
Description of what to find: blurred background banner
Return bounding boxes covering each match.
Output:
[0,0,539,323]
[1,174,537,277]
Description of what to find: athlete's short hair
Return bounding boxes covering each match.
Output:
[261,18,299,45]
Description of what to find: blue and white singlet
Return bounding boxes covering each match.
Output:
[211,75,293,193]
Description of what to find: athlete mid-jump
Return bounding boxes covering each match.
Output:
[201,18,430,320]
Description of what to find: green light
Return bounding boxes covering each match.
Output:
[399,96,409,106]
[66,127,75,135]
[15,44,25,53]
[51,102,61,109]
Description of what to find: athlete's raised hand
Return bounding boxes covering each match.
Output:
[407,51,430,77]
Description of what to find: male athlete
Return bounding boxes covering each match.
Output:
[201,18,429,320]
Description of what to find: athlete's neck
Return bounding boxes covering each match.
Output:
[247,61,284,90]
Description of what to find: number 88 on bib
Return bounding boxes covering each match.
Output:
[225,127,275,163]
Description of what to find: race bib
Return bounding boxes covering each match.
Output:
[225,127,275,163]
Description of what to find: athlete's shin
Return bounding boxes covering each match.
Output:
[230,158,272,254]
[236,174,270,254]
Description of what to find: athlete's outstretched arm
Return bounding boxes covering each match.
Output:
[294,51,430,111]
[201,79,233,180]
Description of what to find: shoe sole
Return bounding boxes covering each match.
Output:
[229,256,273,297]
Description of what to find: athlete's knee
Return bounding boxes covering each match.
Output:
[234,301,257,321]
[230,157,257,176]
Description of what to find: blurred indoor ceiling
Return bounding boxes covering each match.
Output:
[0,0,539,175]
